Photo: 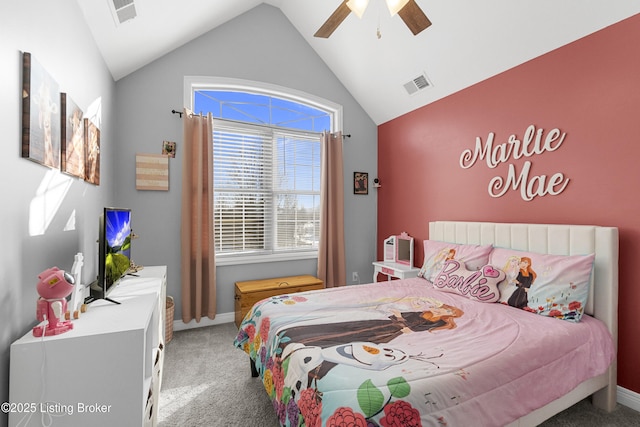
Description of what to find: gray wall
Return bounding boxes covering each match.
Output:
[0,1,116,424]
[113,4,378,321]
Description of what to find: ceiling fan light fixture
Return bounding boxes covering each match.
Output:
[346,0,369,18]
[385,0,410,16]
[315,0,430,38]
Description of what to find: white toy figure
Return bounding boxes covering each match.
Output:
[66,253,88,320]
[33,267,75,337]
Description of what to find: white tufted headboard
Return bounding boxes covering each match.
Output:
[429,221,619,417]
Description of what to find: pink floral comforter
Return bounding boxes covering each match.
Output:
[234,278,614,427]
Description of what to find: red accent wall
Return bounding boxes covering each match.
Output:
[378,14,640,393]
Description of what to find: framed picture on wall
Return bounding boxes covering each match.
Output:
[60,93,85,179]
[162,140,176,158]
[354,171,368,195]
[21,52,61,169]
[84,118,100,185]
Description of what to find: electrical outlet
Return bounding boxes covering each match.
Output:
[352,272,359,283]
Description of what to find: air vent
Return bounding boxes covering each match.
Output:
[403,72,433,95]
[109,0,137,25]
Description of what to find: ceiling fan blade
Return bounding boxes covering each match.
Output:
[314,1,352,38]
[397,0,432,35]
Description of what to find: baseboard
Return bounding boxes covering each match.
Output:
[617,386,640,412]
[171,313,640,414]
[172,311,235,331]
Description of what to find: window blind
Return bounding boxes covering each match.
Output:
[213,121,320,256]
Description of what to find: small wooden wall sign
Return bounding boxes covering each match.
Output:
[136,153,169,191]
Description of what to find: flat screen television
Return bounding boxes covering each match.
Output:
[87,207,132,304]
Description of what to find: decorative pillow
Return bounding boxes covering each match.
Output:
[489,247,596,322]
[418,240,494,282]
[432,260,504,303]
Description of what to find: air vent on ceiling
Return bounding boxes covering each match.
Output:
[403,72,433,95]
[110,0,137,25]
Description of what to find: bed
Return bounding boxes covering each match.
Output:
[234,221,618,427]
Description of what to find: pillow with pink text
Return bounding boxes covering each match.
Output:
[489,247,595,322]
[432,260,504,303]
[418,240,494,282]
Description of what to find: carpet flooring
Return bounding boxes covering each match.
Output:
[158,323,640,427]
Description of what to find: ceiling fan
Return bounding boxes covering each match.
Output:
[314,0,432,38]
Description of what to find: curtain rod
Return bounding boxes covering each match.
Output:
[170,109,350,138]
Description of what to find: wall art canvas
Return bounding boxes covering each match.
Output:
[84,118,100,185]
[60,93,85,179]
[136,153,169,191]
[354,171,368,195]
[162,140,176,158]
[22,52,61,169]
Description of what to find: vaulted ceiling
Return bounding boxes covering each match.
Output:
[76,0,640,124]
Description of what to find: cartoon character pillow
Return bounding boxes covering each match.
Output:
[418,240,494,282]
[432,259,504,303]
[489,247,595,322]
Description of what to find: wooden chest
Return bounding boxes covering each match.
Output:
[234,275,324,327]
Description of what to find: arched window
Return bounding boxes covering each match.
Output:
[184,77,342,264]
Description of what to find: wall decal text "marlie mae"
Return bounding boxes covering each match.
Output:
[459,125,570,201]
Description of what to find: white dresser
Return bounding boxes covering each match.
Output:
[9,266,167,427]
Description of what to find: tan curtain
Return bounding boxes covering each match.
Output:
[181,109,216,322]
[317,131,346,288]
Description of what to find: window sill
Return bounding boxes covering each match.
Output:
[215,251,318,266]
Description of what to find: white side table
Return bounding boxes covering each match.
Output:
[372,261,420,282]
